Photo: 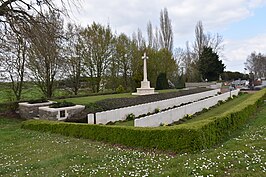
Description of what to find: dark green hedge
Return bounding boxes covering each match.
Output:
[0,101,19,112]
[21,89,266,153]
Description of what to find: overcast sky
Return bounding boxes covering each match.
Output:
[66,0,266,72]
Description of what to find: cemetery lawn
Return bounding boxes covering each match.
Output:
[55,92,135,105]
[184,93,252,124]
[0,102,265,176]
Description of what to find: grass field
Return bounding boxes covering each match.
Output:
[0,85,179,104]
[0,101,265,176]
[0,87,70,103]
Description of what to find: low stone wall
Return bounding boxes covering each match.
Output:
[39,105,85,121]
[88,89,220,124]
[19,101,54,119]
[134,89,240,127]
[185,82,217,88]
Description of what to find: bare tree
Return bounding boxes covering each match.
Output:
[147,21,153,48]
[173,47,184,71]
[153,26,160,50]
[132,28,146,50]
[63,23,84,95]
[159,8,173,52]
[0,24,27,100]
[193,21,224,60]
[0,0,74,33]
[193,21,205,60]
[245,52,266,78]
[146,21,160,51]
[26,11,64,98]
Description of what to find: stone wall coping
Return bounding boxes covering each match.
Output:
[19,101,54,107]
[39,105,85,112]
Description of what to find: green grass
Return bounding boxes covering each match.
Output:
[184,93,252,124]
[113,120,134,126]
[56,92,136,105]
[0,118,171,176]
[157,89,180,93]
[162,102,266,176]
[0,86,70,103]
[1,101,265,176]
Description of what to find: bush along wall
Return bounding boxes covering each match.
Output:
[21,89,266,153]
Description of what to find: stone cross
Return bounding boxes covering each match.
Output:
[142,52,148,82]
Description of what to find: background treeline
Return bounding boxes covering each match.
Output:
[1,5,263,101]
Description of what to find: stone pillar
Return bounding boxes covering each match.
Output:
[142,52,148,82]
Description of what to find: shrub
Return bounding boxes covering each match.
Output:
[116,85,125,93]
[50,101,75,108]
[159,122,168,126]
[126,113,135,121]
[202,108,209,113]
[156,73,169,90]
[154,108,160,113]
[218,100,224,105]
[27,98,48,104]
[0,101,19,112]
[226,97,233,101]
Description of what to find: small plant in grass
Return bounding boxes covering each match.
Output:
[154,108,160,113]
[238,92,247,96]
[126,113,135,121]
[218,100,224,105]
[159,122,168,126]
[50,100,75,108]
[202,108,209,113]
[183,114,192,120]
[227,97,233,101]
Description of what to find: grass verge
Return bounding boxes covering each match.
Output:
[184,93,252,124]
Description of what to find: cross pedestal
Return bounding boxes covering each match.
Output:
[132,53,157,96]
